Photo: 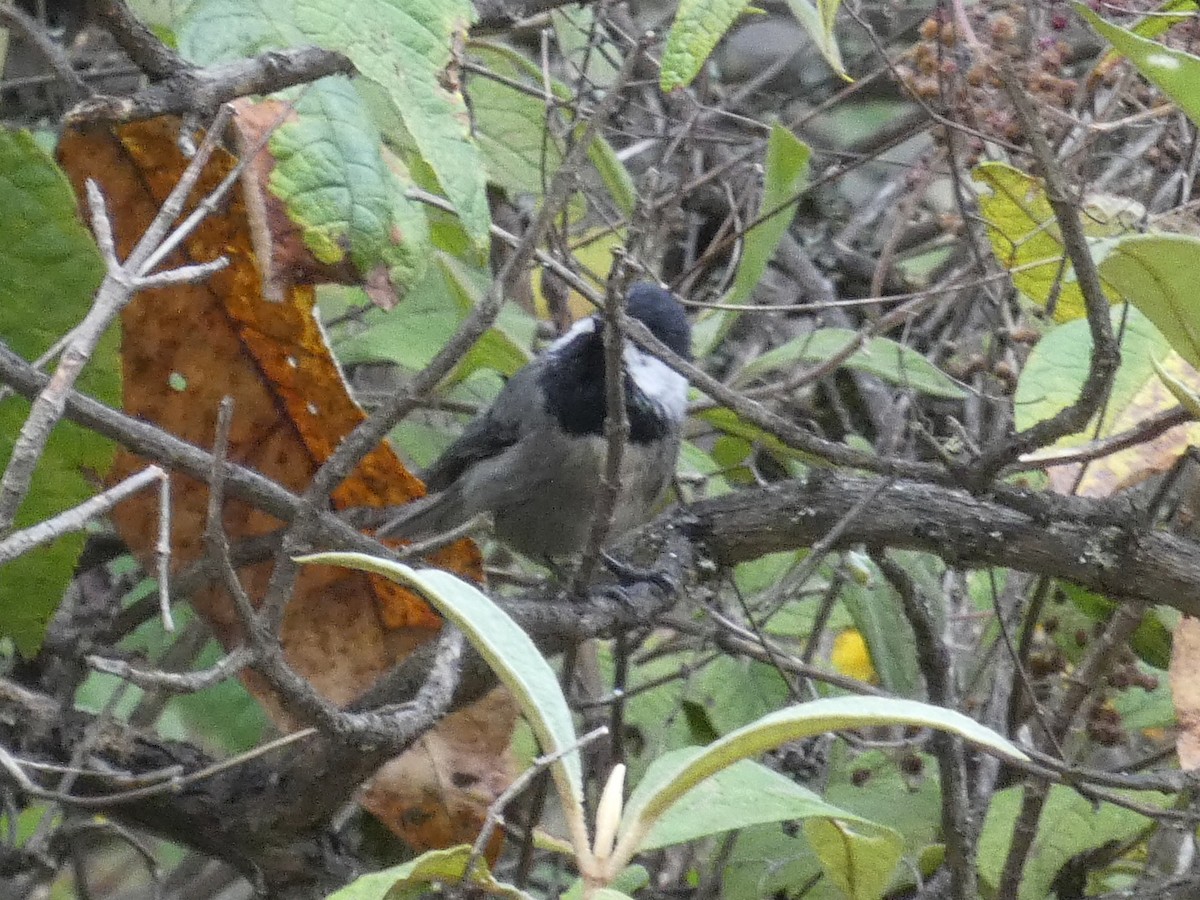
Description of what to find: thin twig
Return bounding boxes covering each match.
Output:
[0,466,162,565]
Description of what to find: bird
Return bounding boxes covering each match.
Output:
[383,282,691,562]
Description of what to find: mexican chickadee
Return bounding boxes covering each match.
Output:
[385,282,691,561]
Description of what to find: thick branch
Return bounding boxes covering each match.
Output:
[66,46,355,124]
[685,472,1200,616]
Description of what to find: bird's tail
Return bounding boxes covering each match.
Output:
[378,484,469,542]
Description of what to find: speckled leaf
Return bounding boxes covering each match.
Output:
[181,0,489,248]
[0,128,114,653]
[660,0,750,91]
[974,161,1126,321]
[268,76,429,292]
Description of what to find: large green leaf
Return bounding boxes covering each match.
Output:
[180,0,490,248]
[804,817,904,900]
[467,42,634,217]
[1077,3,1200,127]
[738,327,966,399]
[640,753,893,851]
[0,128,114,654]
[268,76,429,294]
[1099,234,1200,369]
[726,124,810,309]
[466,45,566,206]
[977,783,1167,900]
[331,255,530,379]
[1014,305,1171,443]
[616,695,1028,861]
[296,554,587,839]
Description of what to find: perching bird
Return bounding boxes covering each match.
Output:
[384,282,691,561]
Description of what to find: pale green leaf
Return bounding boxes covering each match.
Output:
[467,45,564,205]
[738,327,966,400]
[641,754,884,851]
[1077,2,1200,127]
[973,161,1125,321]
[617,696,1027,853]
[0,128,114,654]
[726,124,810,308]
[1099,234,1200,369]
[1155,356,1200,419]
[295,554,585,821]
[804,818,904,900]
[1014,306,1171,442]
[784,0,847,79]
[660,0,750,91]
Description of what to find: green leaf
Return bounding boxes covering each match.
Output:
[295,554,586,829]
[1077,2,1200,127]
[695,404,820,463]
[468,41,634,216]
[841,560,921,696]
[617,696,1028,857]
[784,0,848,80]
[726,125,810,308]
[738,327,966,400]
[268,76,429,295]
[180,0,490,248]
[976,784,1167,900]
[804,817,904,900]
[724,747,941,899]
[1155,356,1200,418]
[1014,305,1171,442]
[332,255,529,379]
[1058,583,1172,670]
[1098,234,1200,369]
[660,0,750,92]
[466,45,565,206]
[0,128,114,654]
[640,753,889,851]
[324,845,533,899]
[973,161,1123,321]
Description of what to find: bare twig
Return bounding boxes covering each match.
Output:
[0,5,90,102]
[0,466,162,564]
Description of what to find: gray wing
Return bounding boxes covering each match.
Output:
[420,362,545,490]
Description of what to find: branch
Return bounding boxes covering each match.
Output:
[65,46,355,125]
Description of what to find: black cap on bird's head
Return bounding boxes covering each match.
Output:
[626,282,691,361]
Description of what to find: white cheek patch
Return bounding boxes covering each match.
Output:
[547,315,598,352]
[625,346,688,422]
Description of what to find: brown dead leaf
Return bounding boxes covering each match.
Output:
[56,116,514,852]
[1169,616,1200,769]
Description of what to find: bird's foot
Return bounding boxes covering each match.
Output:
[600,551,678,594]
